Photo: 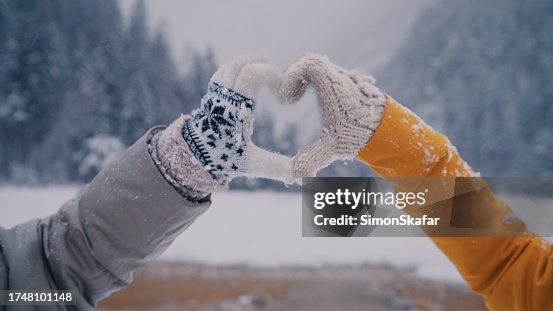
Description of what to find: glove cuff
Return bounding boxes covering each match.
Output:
[334,85,387,158]
[154,115,226,193]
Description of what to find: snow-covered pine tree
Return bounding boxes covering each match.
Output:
[0,0,219,183]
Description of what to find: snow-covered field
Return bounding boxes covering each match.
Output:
[0,186,463,282]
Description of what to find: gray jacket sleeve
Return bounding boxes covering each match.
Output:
[0,127,211,310]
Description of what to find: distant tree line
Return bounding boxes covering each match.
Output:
[0,0,217,183]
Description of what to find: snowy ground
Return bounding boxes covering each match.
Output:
[0,186,464,282]
[99,262,485,311]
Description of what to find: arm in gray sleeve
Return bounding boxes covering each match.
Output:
[0,126,212,309]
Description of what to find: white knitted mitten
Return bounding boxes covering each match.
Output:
[280,53,388,178]
[157,55,295,193]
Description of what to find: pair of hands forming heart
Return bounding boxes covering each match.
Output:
[181,53,387,187]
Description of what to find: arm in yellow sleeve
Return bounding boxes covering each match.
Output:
[357,96,553,310]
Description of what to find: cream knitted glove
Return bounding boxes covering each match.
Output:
[155,55,295,194]
[280,53,387,178]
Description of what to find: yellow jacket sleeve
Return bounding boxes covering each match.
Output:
[357,96,553,311]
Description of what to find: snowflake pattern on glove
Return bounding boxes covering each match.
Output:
[182,82,255,181]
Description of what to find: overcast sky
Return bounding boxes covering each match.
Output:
[119,0,434,71]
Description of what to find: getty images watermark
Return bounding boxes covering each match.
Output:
[312,187,438,227]
[301,177,553,237]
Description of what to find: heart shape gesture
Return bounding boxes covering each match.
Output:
[171,53,387,189]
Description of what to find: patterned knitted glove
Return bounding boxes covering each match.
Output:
[155,55,295,193]
[280,53,388,178]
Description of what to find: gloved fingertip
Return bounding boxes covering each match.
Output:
[234,63,283,100]
[212,54,273,87]
[279,75,308,104]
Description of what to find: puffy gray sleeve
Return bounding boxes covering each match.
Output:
[0,127,211,310]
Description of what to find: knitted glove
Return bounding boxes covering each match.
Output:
[155,55,295,194]
[280,53,388,178]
